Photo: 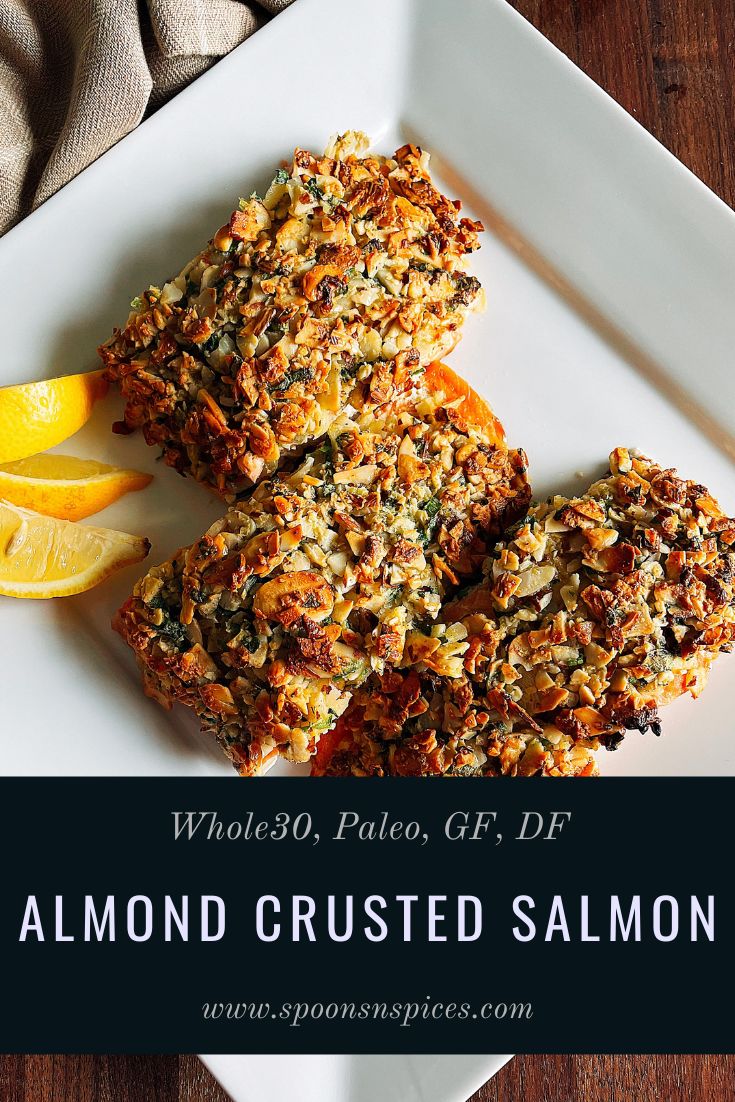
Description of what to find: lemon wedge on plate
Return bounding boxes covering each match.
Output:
[0,500,150,599]
[0,454,152,521]
[0,369,109,464]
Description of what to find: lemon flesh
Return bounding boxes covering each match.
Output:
[0,500,150,598]
[0,454,152,521]
[0,370,108,464]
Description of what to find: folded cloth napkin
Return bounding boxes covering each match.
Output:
[0,0,295,235]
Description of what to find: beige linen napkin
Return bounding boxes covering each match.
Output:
[0,0,295,235]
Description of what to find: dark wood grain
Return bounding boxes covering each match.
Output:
[2,1,735,1100]
[3,1054,735,1102]
[479,1055,735,1101]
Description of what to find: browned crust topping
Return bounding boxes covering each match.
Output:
[100,132,484,497]
[312,448,735,777]
[113,386,529,775]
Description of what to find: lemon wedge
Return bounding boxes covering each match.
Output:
[0,454,152,521]
[0,370,109,464]
[0,500,150,599]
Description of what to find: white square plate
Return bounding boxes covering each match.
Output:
[199,1055,513,1102]
[1,0,733,779]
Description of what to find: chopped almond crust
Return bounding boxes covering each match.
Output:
[310,671,599,777]
[311,448,735,776]
[113,377,529,775]
[100,132,484,497]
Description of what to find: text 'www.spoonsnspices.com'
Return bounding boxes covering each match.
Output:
[202,998,534,1028]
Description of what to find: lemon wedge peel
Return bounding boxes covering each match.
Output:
[0,370,109,464]
[0,500,150,599]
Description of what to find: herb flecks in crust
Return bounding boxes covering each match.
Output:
[113,379,528,776]
[100,132,484,497]
[312,448,735,777]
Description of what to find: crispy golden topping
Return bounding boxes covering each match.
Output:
[100,133,484,496]
[312,448,735,776]
[475,447,735,746]
[311,669,598,777]
[113,380,528,775]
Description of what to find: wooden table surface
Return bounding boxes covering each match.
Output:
[3,0,735,1099]
[2,1053,735,1102]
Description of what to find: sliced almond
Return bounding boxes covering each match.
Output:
[252,570,335,624]
[333,464,378,485]
[514,563,556,598]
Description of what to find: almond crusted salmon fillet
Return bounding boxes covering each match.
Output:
[114,365,529,775]
[312,448,735,777]
[100,132,484,498]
